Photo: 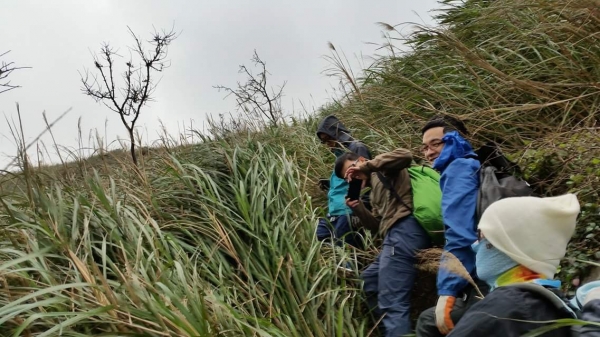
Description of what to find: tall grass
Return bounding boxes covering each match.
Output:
[323,0,600,284]
[2,0,600,335]
[0,136,372,336]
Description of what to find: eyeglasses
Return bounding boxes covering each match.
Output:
[421,140,444,153]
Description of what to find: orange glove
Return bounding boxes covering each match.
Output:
[435,295,456,335]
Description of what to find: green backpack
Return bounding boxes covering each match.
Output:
[376,166,444,245]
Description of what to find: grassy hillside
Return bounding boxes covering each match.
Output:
[1,0,599,336]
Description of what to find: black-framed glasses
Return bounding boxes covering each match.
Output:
[421,139,444,153]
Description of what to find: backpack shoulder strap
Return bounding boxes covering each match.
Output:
[412,165,441,181]
[375,171,412,212]
[476,142,523,175]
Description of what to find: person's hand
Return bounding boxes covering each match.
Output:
[345,198,360,209]
[344,166,361,182]
[435,295,456,335]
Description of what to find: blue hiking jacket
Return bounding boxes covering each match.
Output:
[328,169,350,216]
[317,115,371,216]
[433,131,480,297]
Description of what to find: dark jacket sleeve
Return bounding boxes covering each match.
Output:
[581,299,600,336]
[348,141,372,160]
[437,158,479,297]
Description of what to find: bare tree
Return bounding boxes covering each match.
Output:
[80,27,176,165]
[215,50,285,127]
[1,50,30,94]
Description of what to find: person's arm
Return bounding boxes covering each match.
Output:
[348,199,380,232]
[437,158,480,297]
[360,148,412,174]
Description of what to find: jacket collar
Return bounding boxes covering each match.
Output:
[432,131,477,172]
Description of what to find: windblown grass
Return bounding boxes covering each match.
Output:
[2,0,600,335]
[0,136,371,336]
[416,248,484,299]
[324,0,600,284]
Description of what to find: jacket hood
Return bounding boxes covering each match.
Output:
[316,115,354,144]
[433,131,477,172]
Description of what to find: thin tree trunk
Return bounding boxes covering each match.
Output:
[129,129,137,166]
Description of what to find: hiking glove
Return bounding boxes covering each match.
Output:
[435,295,456,335]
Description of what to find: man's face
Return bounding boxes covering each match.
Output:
[342,158,368,180]
[318,133,337,149]
[422,126,445,164]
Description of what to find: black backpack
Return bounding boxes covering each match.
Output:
[475,142,534,221]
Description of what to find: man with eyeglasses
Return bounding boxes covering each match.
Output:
[315,115,371,248]
[416,115,488,337]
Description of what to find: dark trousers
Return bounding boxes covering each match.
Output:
[362,215,432,337]
[316,215,363,248]
[415,280,490,337]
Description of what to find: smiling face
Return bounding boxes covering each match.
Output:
[422,126,446,163]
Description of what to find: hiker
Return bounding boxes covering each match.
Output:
[337,149,436,336]
[315,115,371,248]
[447,194,600,336]
[416,115,489,336]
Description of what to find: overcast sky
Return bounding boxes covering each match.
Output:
[0,0,439,168]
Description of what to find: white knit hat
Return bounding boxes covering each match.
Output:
[478,194,580,279]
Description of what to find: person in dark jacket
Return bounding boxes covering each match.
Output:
[315,115,371,248]
[447,193,600,336]
[417,116,484,336]
[339,149,432,337]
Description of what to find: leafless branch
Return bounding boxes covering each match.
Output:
[215,50,285,127]
[80,27,177,165]
[0,50,31,94]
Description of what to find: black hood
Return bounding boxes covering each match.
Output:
[316,115,353,144]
